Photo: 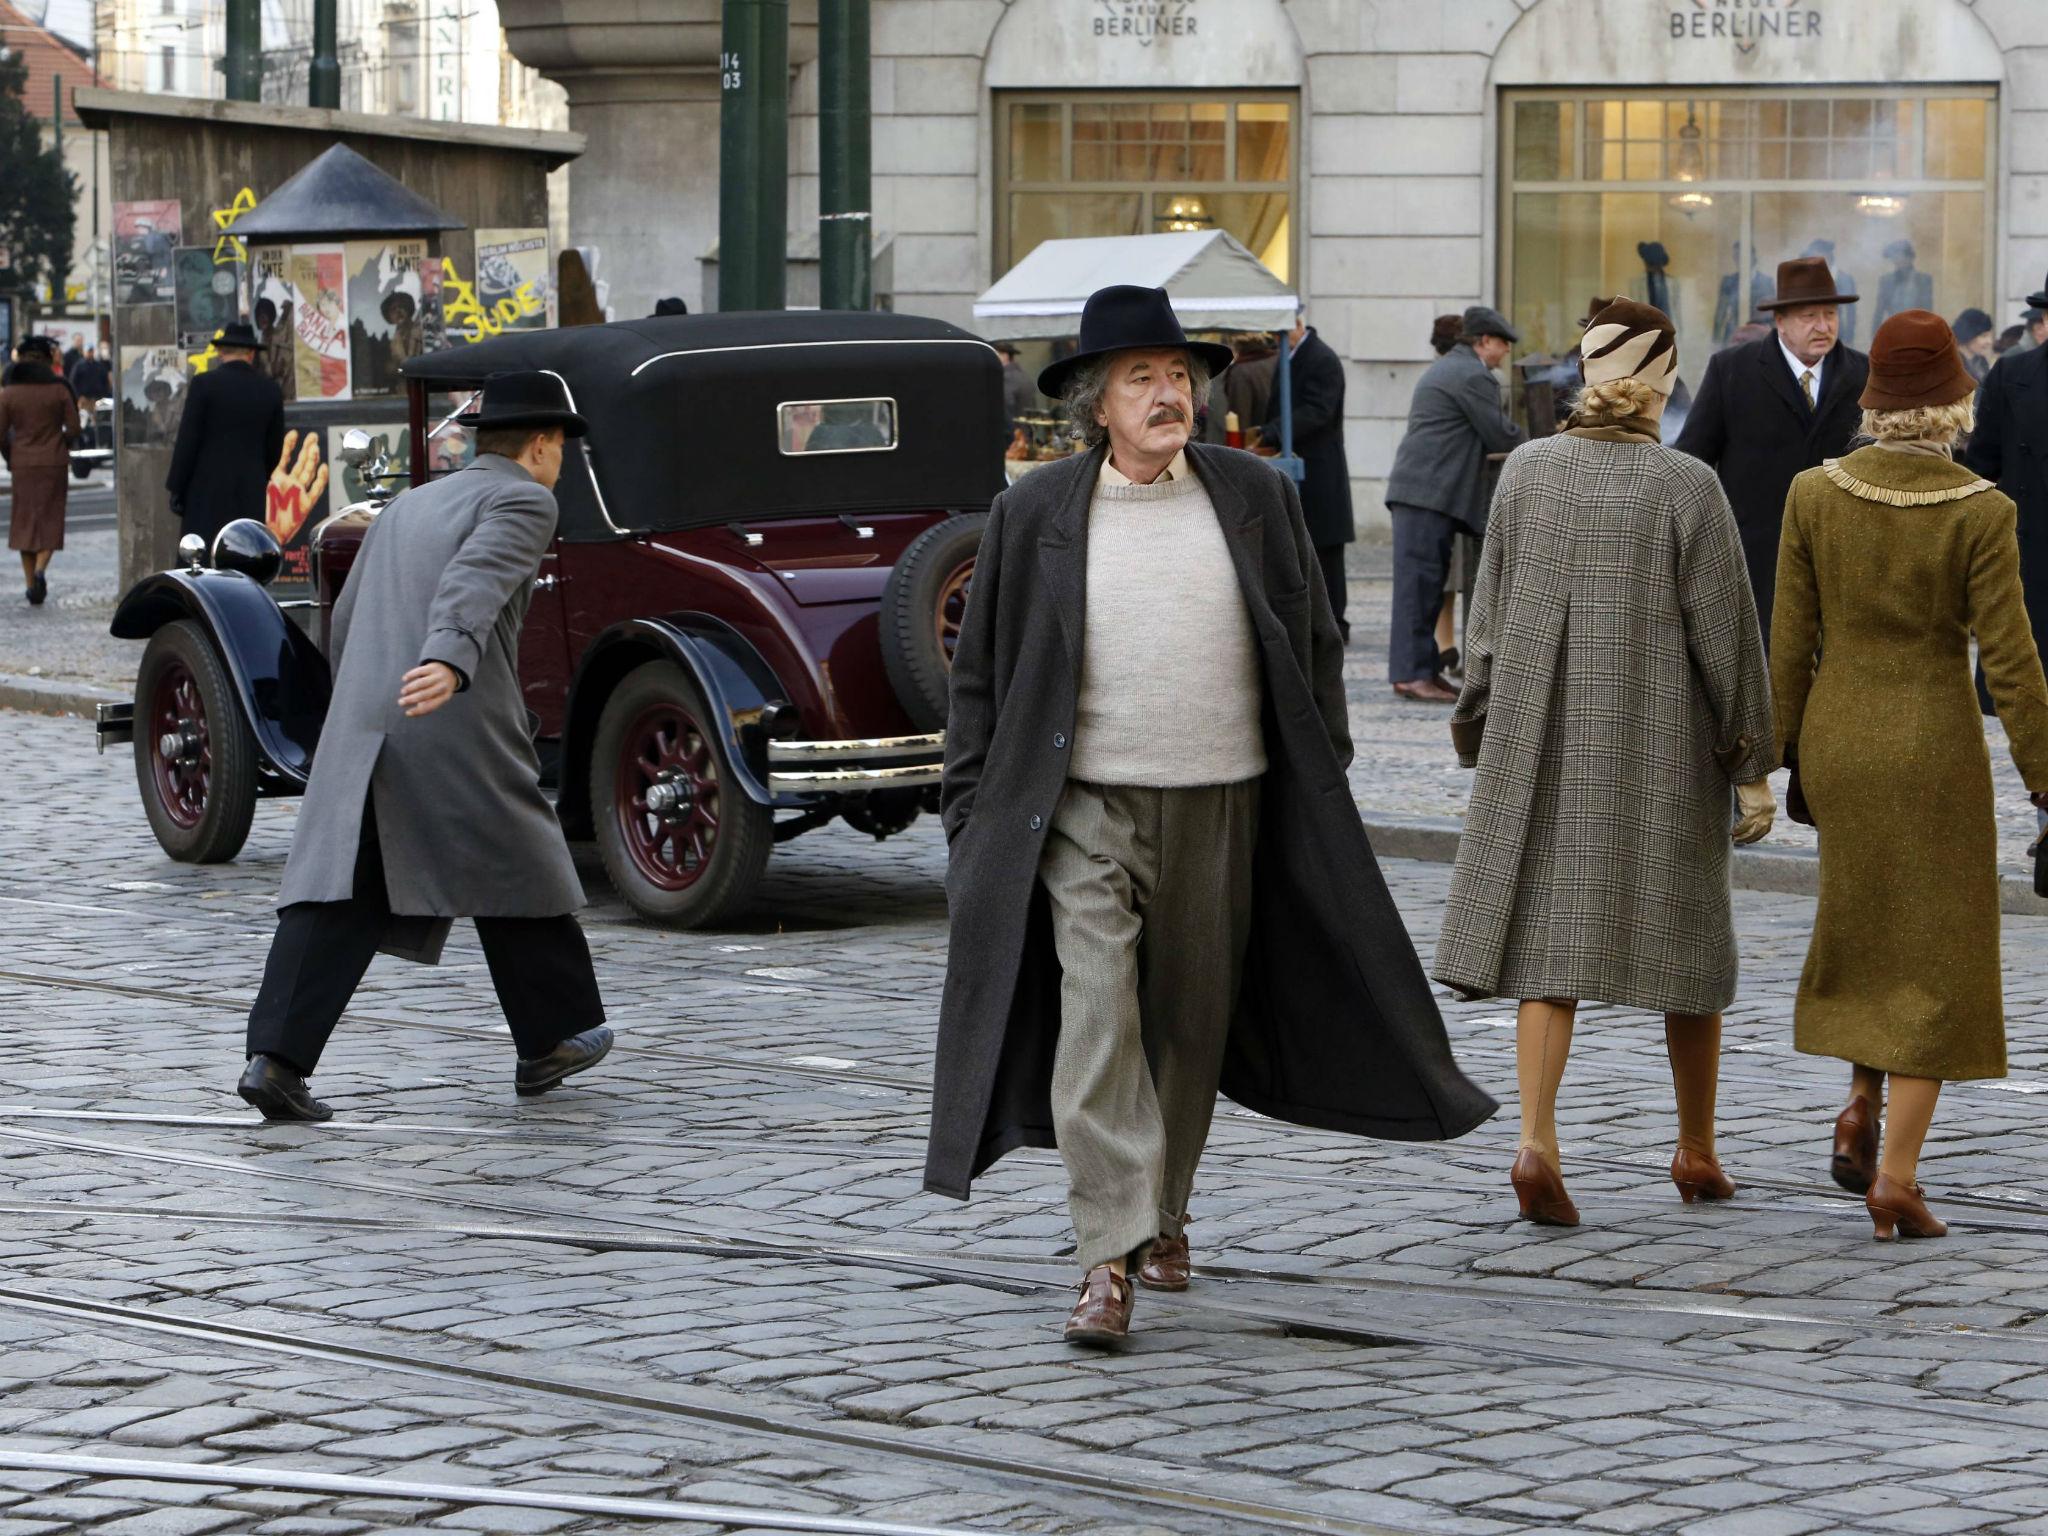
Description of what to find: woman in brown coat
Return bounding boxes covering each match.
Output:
[0,337,80,605]
[1774,310,2048,1240]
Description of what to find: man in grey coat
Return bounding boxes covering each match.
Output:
[1383,305,1524,701]
[236,370,613,1123]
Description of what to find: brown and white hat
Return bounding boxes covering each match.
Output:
[1580,296,1679,397]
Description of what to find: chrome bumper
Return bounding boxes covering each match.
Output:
[767,732,943,793]
[95,701,134,753]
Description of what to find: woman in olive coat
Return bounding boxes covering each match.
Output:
[1774,309,2048,1241]
[1437,298,1778,1229]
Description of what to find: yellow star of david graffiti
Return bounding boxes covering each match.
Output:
[211,188,258,265]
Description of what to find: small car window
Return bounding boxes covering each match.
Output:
[778,397,898,455]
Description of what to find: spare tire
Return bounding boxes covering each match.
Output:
[880,513,986,731]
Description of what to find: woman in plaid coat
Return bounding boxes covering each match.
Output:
[1434,299,1778,1229]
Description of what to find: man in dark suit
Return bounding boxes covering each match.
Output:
[1675,255,1868,648]
[165,320,286,549]
[1259,312,1354,641]
[1965,271,2048,694]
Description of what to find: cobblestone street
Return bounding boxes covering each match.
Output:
[9,632,2048,1533]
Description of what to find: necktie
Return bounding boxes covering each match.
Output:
[1800,369,1815,407]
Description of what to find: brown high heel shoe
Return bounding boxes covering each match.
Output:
[1510,1148,1580,1227]
[1831,1095,1879,1194]
[1867,1173,1947,1240]
[1670,1147,1735,1204]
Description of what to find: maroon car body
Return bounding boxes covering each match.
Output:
[100,310,1004,926]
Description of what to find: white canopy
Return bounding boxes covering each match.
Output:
[973,231,1298,339]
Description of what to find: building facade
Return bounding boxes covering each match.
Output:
[810,0,2046,534]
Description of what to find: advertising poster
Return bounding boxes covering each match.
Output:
[113,200,179,305]
[119,345,188,447]
[288,246,351,402]
[417,260,446,356]
[267,426,332,591]
[174,246,241,347]
[474,229,550,333]
[249,245,298,402]
[345,239,430,396]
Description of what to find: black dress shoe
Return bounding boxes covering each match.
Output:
[237,1055,332,1122]
[515,1025,614,1097]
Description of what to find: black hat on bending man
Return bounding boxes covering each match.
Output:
[454,370,589,437]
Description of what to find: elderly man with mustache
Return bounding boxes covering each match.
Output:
[925,286,1496,1346]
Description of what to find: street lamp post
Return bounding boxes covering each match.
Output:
[817,0,870,311]
[223,0,262,102]
[717,0,788,311]
[310,0,340,109]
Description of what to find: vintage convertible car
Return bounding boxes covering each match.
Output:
[96,310,1004,926]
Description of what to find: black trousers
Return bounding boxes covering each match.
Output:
[1387,502,1456,683]
[1315,541,1351,644]
[246,805,604,1075]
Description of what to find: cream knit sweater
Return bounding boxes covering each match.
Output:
[1069,452,1267,786]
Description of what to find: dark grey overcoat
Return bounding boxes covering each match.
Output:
[924,441,1498,1199]
[276,454,584,957]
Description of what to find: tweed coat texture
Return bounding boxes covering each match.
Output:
[165,360,286,547]
[0,368,79,552]
[1382,343,1525,534]
[1773,446,2048,1080]
[1672,333,1868,645]
[276,454,585,957]
[924,440,1497,1200]
[1965,344,2048,709]
[1434,431,1777,1014]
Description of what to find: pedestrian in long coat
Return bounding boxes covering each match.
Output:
[1435,298,1777,1230]
[1963,271,2048,703]
[1674,256,1868,646]
[1382,306,1525,700]
[236,371,613,1124]
[1774,310,2048,1242]
[0,338,80,605]
[927,285,1495,1346]
[1260,314,1357,641]
[165,321,285,549]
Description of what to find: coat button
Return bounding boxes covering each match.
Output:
[1053,732,1067,749]
[1029,813,1043,831]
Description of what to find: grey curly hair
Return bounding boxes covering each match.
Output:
[1060,349,1214,450]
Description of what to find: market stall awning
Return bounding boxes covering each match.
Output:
[973,231,1298,339]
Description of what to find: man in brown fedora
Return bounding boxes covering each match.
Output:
[1676,254,1869,647]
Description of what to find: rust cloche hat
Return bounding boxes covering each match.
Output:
[1860,309,1978,411]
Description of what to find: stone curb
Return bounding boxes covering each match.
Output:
[0,673,126,719]
[1363,812,2048,919]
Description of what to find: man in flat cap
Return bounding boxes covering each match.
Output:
[927,284,1495,1347]
[236,370,614,1123]
[1383,304,1525,702]
[1675,254,1869,647]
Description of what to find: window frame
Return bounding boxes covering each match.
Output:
[1498,84,1998,373]
[994,89,1300,282]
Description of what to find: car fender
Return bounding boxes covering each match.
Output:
[556,615,783,838]
[110,570,330,786]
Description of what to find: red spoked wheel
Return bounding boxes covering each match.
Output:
[591,660,771,927]
[131,619,257,863]
[934,561,972,666]
[881,512,988,731]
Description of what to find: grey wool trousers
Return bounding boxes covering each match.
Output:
[1038,777,1261,1273]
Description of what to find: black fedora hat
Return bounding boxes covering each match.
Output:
[2027,273,2048,310]
[455,370,588,437]
[213,320,262,350]
[1037,285,1235,398]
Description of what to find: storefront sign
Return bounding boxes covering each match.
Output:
[1092,0,1196,46]
[1671,0,1820,56]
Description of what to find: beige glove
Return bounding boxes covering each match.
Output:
[1732,779,1775,845]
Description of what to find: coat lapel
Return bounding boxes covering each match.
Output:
[1187,444,1266,600]
[1810,343,1859,435]
[1036,443,1106,679]
[1757,336,1813,428]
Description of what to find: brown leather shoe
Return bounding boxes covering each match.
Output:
[1393,676,1459,704]
[1138,1233,1189,1292]
[1868,1173,1947,1240]
[1670,1147,1735,1204]
[1063,1265,1134,1346]
[1509,1148,1580,1227]
[1831,1095,1879,1194]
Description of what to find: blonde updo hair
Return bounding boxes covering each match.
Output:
[1569,375,1662,430]
[1858,398,1975,446]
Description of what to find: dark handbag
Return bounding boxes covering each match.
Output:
[2035,829,2048,900]
[1785,751,1813,827]
[1450,712,1484,768]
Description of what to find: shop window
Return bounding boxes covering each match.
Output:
[1503,88,1997,428]
[996,91,1297,283]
